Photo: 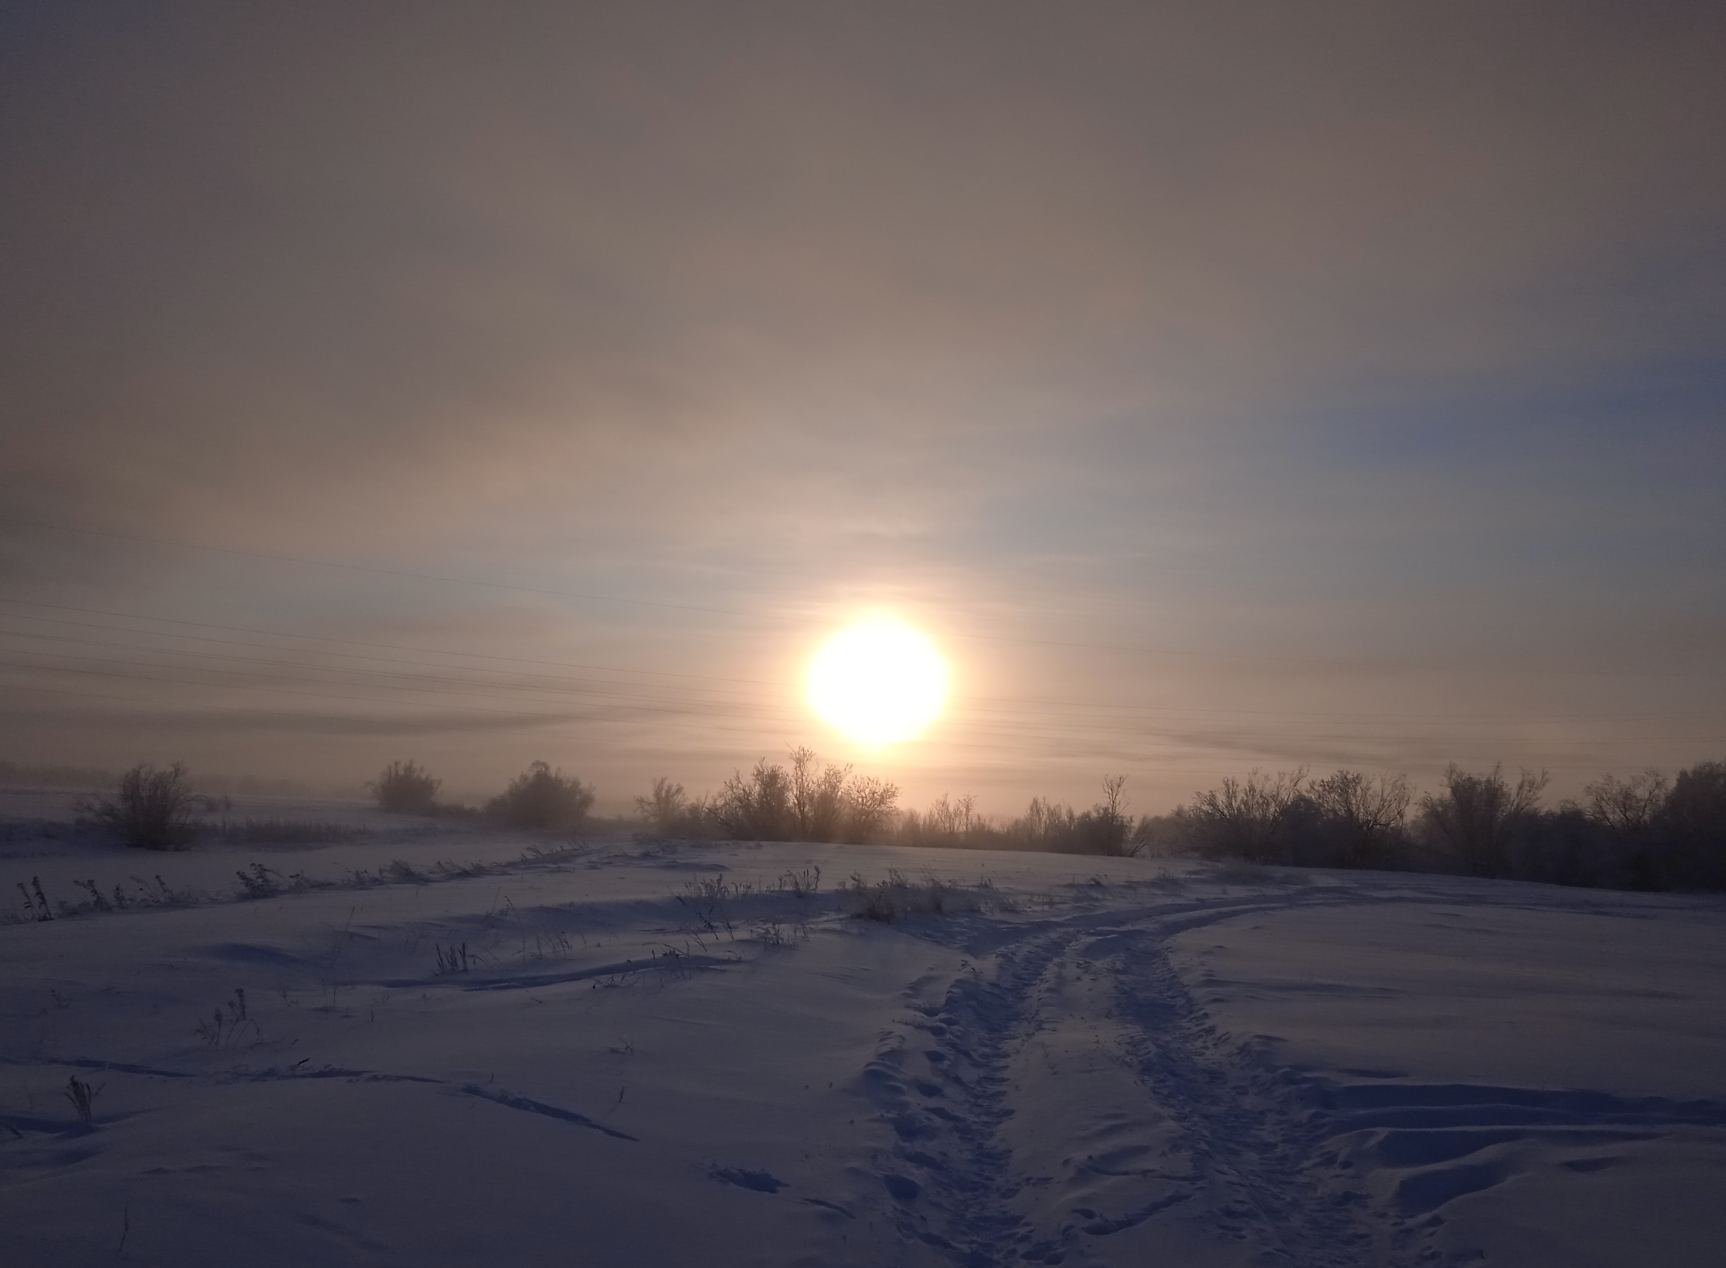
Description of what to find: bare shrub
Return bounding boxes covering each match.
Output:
[1006,796,1076,851]
[1575,769,1670,888]
[697,750,898,844]
[1081,774,1141,856]
[82,762,213,850]
[899,792,990,848]
[635,777,696,835]
[1176,768,1308,863]
[879,778,1151,856]
[368,760,441,814]
[1585,769,1671,837]
[1418,764,1548,877]
[844,775,900,843]
[788,746,851,841]
[487,761,595,829]
[710,758,792,840]
[1308,770,1411,868]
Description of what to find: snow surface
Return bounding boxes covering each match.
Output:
[3,793,1724,1266]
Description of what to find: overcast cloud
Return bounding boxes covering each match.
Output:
[2,2,1723,810]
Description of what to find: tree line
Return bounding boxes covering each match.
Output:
[1171,762,1726,891]
[625,750,1726,891]
[68,748,1726,892]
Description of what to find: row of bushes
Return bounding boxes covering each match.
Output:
[75,748,1154,857]
[633,749,1153,857]
[367,759,594,829]
[1169,762,1726,891]
[633,749,1726,890]
[80,749,1726,892]
[80,758,597,849]
[634,748,902,846]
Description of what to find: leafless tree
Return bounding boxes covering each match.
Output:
[1179,768,1307,863]
[1086,774,1138,857]
[1583,770,1669,836]
[711,758,792,840]
[635,777,689,832]
[1309,770,1411,868]
[1419,764,1548,877]
[1011,796,1075,851]
[788,746,852,842]
[843,775,900,843]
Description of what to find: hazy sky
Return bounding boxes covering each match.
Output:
[2,2,1723,813]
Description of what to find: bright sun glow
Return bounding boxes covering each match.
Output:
[807,618,948,745]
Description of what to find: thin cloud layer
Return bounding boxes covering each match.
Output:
[2,3,1722,809]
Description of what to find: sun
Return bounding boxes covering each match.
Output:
[806,618,948,745]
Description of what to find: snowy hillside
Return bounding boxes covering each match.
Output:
[4,798,1723,1266]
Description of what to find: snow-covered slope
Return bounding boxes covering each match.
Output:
[3,806,1722,1266]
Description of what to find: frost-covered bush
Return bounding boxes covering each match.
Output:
[1174,769,1309,864]
[487,761,594,829]
[1160,758,1726,892]
[706,749,900,843]
[1307,771,1411,868]
[634,777,710,837]
[710,758,792,839]
[1418,765,1549,878]
[82,762,212,850]
[367,760,442,814]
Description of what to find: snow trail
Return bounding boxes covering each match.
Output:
[850,881,1726,1267]
[860,890,1418,1265]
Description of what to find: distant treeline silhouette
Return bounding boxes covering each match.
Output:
[72,757,595,849]
[1167,762,1726,892]
[633,748,1149,857]
[367,758,594,829]
[625,750,1725,892]
[62,748,1726,891]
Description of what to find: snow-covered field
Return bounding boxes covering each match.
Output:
[4,789,1723,1267]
